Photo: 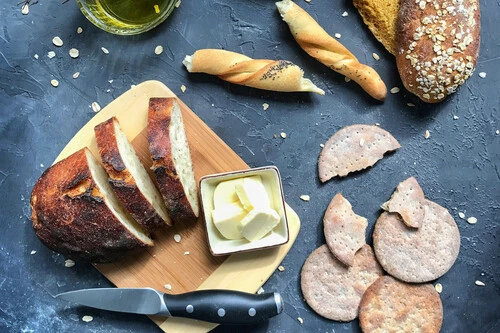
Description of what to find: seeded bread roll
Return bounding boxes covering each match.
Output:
[396,0,480,103]
[30,148,153,263]
[95,117,172,232]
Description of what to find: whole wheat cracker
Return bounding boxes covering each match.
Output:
[381,177,425,228]
[324,193,367,266]
[301,244,383,321]
[359,276,443,333]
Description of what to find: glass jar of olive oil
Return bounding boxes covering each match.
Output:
[76,0,177,35]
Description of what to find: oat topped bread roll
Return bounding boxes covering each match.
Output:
[276,0,387,101]
[183,49,325,95]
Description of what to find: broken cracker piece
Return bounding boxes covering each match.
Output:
[381,177,425,228]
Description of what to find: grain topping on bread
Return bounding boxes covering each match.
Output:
[148,98,199,223]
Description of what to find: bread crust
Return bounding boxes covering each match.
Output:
[396,0,480,103]
[30,149,152,263]
[95,117,171,232]
[148,98,198,223]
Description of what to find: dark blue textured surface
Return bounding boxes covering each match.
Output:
[0,0,498,332]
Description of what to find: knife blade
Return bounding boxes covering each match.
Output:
[55,288,283,325]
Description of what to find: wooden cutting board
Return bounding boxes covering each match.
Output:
[54,80,301,332]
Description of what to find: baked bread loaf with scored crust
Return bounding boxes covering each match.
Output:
[30,148,153,263]
[95,117,172,232]
[396,0,480,103]
[148,98,199,223]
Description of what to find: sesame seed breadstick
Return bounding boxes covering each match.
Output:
[276,0,387,101]
[183,49,325,95]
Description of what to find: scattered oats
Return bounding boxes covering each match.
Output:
[131,84,136,88]
[40,163,44,167]
[69,48,79,58]
[304,0,311,2]
[174,234,181,243]
[47,51,56,59]
[390,87,400,94]
[101,47,109,54]
[52,36,63,47]
[319,143,324,147]
[262,103,269,111]
[458,212,465,219]
[475,280,485,286]
[453,115,459,120]
[181,84,186,93]
[280,132,287,139]
[496,130,500,135]
[372,53,380,61]
[164,284,172,290]
[478,72,486,79]
[50,79,59,88]
[184,251,190,255]
[77,27,83,34]
[273,134,277,139]
[34,54,39,59]
[30,250,37,255]
[257,287,265,294]
[175,0,182,8]
[91,102,101,113]
[22,4,29,15]
[424,130,430,139]
[435,283,443,293]
[297,317,304,324]
[467,216,477,224]
[407,103,415,107]
[108,79,114,83]
[155,45,163,55]
[334,33,341,39]
[342,11,348,17]
[300,195,310,201]
[344,76,351,82]
[82,315,93,322]
[375,123,380,126]
[64,259,75,267]
[278,265,285,272]
[72,72,80,79]
[106,89,110,93]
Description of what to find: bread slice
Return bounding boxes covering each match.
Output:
[352,0,400,55]
[95,117,172,232]
[30,148,153,263]
[147,98,199,223]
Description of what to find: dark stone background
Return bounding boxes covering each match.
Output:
[0,0,498,332]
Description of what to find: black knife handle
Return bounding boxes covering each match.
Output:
[163,290,283,324]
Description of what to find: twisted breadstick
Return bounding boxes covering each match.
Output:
[183,49,324,95]
[276,0,387,101]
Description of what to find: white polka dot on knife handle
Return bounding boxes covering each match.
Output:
[186,304,194,313]
[217,308,225,317]
[248,308,256,317]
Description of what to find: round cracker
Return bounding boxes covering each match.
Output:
[324,193,367,266]
[373,201,460,283]
[318,124,400,181]
[381,177,425,228]
[359,276,443,333]
[301,244,383,321]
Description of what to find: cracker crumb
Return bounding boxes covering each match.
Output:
[278,265,285,272]
[34,54,39,59]
[435,283,443,293]
[164,284,172,290]
[155,45,163,55]
[478,72,486,79]
[181,84,186,93]
[280,132,287,139]
[73,72,80,79]
[372,53,380,61]
[467,216,477,224]
[344,76,351,82]
[390,87,400,94]
[496,130,499,135]
[47,51,56,59]
[101,47,109,54]
[257,287,265,294]
[342,11,348,17]
[453,115,459,120]
[262,103,269,111]
[319,143,324,147]
[69,48,79,59]
[424,130,430,139]
[82,315,93,322]
[22,4,29,15]
[407,103,415,107]
[51,79,59,88]
[77,27,83,34]
[300,195,310,201]
[184,251,190,255]
[52,37,63,47]
[174,234,181,242]
[106,89,111,93]
[30,250,37,255]
[334,33,341,39]
[175,0,182,8]
[64,259,75,267]
[297,317,304,324]
[458,212,465,219]
[108,79,114,84]
[91,102,101,112]
[475,280,485,286]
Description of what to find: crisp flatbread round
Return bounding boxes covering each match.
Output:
[381,177,425,228]
[301,244,383,321]
[324,193,367,266]
[373,201,460,283]
[318,124,400,181]
[359,276,443,333]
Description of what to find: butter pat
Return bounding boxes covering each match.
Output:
[213,178,242,208]
[212,202,247,240]
[235,175,270,211]
[241,208,280,242]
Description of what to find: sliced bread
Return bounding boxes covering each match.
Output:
[95,117,172,232]
[147,98,199,223]
[30,148,153,263]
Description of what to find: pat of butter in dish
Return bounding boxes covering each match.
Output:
[240,208,280,242]
[211,201,247,240]
[235,175,270,210]
[213,178,242,207]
